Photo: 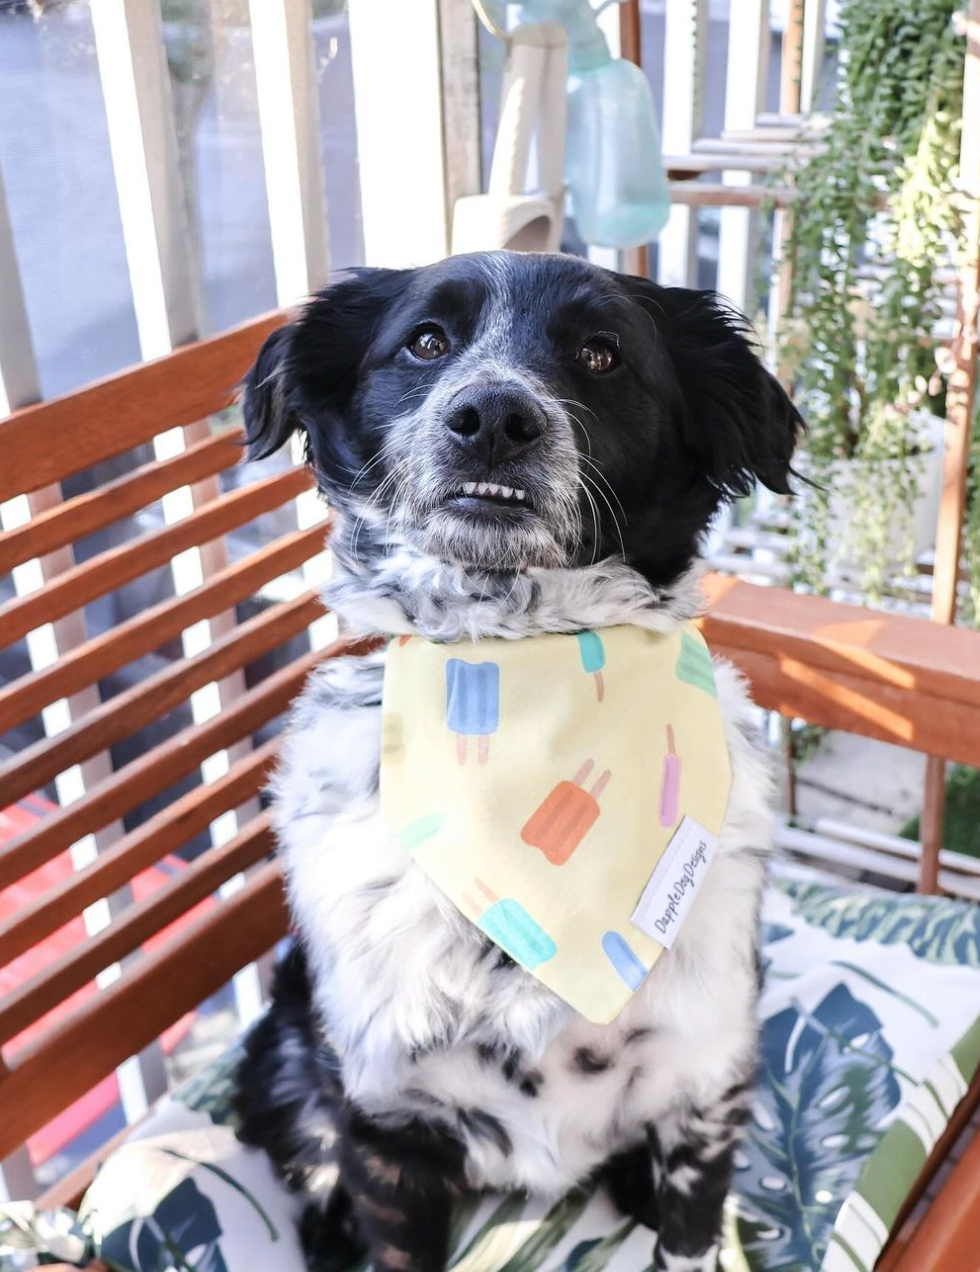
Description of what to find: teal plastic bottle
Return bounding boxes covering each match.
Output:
[507,0,671,248]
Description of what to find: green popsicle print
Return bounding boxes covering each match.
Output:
[398,813,446,850]
[675,631,718,697]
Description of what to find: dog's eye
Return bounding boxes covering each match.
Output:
[576,340,618,374]
[409,327,450,361]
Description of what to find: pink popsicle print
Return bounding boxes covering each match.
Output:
[659,724,681,827]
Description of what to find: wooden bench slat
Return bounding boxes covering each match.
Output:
[0,590,323,809]
[0,430,243,576]
[0,813,275,1044]
[0,466,312,650]
[0,639,363,893]
[878,1117,980,1272]
[0,312,285,502]
[0,739,279,970]
[0,523,328,736]
[0,862,289,1159]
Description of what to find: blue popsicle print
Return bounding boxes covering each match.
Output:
[576,630,606,702]
[602,931,647,991]
[479,898,557,969]
[446,659,500,764]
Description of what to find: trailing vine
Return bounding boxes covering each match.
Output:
[781,0,967,603]
[965,428,980,626]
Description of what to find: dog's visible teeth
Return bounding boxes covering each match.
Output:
[456,481,528,504]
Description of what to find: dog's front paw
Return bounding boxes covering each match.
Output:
[652,1243,720,1272]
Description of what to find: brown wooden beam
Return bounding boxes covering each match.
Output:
[919,0,980,892]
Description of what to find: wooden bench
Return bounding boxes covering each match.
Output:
[1,318,979,1271]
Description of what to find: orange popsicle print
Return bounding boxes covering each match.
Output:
[521,759,611,865]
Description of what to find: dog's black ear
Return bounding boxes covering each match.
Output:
[240,268,411,463]
[240,325,297,461]
[632,280,803,498]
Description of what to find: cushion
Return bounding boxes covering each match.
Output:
[8,868,980,1272]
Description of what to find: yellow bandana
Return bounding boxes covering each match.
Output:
[380,623,732,1024]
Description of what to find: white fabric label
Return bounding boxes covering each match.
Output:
[630,815,718,949]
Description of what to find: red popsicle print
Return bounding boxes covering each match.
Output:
[659,724,681,827]
[521,759,611,865]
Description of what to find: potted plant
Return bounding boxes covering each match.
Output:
[780,0,974,605]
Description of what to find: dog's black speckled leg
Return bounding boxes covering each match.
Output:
[339,1108,465,1272]
[599,1142,660,1231]
[650,1085,752,1272]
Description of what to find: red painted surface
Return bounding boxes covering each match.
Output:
[0,793,216,1168]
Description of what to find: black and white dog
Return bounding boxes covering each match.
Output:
[234,250,802,1272]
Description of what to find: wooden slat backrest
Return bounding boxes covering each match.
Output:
[0,430,242,575]
[0,864,289,1154]
[0,525,325,734]
[0,312,285,502]
[0,466,313,648]
[0,313,357,1167]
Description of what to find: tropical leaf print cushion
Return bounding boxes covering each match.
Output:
[60,868,980,1272]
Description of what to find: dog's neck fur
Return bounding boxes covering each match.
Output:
[324,511,705,642]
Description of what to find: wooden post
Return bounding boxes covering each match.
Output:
[249,0,330,305]
[779,0,806,117]
[769,0,807,359]
[657,0,707,287]
[716,0,770,312]
[619,0,641,64]
[618,0,648,278]
[919,0,980,892]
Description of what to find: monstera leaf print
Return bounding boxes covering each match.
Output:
[760,921,796,980]
[780,878,980,966]
[734,983,902,1272]
[99,1177,229,1272]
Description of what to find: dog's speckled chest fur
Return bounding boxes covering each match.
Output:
[274,560,772,1197]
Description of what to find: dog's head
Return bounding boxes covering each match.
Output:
[242,251,801,590]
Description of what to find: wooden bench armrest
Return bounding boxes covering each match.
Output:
[701,574,980,767]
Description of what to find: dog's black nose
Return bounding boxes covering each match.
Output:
[443,385,547,467]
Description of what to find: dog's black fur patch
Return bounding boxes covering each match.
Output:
[242,253,800,590]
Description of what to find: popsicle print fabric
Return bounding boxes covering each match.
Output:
[380,622,732,1024]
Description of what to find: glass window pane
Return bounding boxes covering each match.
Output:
[0,1,142,396]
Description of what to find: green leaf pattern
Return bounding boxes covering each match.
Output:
[778,876,980,966]
[73,873,980,1272]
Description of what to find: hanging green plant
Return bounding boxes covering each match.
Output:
[964,429,980,625]
[780,0,969,604]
